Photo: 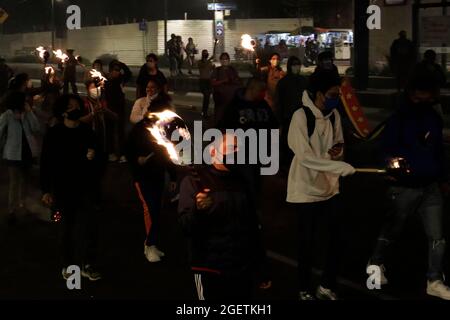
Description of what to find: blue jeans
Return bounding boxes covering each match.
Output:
[371,183,446,281]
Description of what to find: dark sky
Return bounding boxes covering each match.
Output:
[0,0,352,33]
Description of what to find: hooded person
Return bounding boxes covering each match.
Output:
[287,69,356,300]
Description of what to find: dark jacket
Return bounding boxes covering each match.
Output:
[383,96,446,188]
[218,88,278,131]
[178,165,263,276]
[104,63,132,113]
[40,123,96,198]
[125,120,176,183]
[275,73,307,126]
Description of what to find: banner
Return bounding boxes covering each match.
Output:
[340,78,371,138]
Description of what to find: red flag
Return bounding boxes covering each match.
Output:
[340,78,371,138]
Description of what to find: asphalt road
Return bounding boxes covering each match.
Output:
[0,100,449,301]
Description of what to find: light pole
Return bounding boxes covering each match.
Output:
[164,0,168,55]
[51,0,55,49]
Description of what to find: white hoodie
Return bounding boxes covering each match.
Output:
[287,91,355,203]
[130,96,151,124]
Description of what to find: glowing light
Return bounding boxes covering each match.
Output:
[45,67,55,75]
[36,46,46,60]
[90,69,107,86]
[53,49,68,62]
[241,34,255,51]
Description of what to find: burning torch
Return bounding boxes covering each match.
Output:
[90,69,108,102]
[143,110,191,167]
[241,34,258,64]
[356,157,411,177]
[36,46,51,66]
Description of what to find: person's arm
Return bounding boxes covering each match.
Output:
[121,62,132,84]
[288,110,354,176]
[130,99,146,124]
[331,110,345,160]
[178,174,204,235]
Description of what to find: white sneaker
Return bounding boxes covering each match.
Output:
[144,245,165,257]
[144,245,162,263]
[367,263,388,285]
[316,286,338,300]
[119,155,127,163]
[427,280,450,300]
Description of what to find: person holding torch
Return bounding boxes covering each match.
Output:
[178,132,266,300]
[368,70,450,300]
[287,70,356,300]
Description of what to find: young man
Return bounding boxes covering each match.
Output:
[178,133,265,300]
[40,94,101,281]
[368,71,450,300]
[287,70,356,300]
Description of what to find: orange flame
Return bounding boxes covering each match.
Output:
[45,67,55,75]
[53,49,68,62]
[90,69,107,86]
[36,46,46,60]
[146,110,191,165]
[241,34,255,51]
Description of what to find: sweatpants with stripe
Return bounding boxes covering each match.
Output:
[194,272,253,301]
[135,179,164,247]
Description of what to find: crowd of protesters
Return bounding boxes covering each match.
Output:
[0,29,449,302]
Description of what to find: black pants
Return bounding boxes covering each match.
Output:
[199,79,211,116]
[63,78,78,95]
[297,195,342,292]
[57,193,99,267]
[135,178,164,246]
[194,272,253,301]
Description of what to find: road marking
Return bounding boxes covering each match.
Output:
[266,250,399,300]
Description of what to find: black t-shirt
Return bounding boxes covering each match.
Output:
[40,123,96,194]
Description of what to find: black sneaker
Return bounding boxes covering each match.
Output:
[81,264,102,281]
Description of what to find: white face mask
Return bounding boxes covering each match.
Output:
[89,88,100,99]
[147,93,158,101]
[291,65,301,75]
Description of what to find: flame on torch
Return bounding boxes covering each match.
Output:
[36,46,46,60]
[241,34,256,51]
[90,69,107,87]
[146,110,191,165]
[45,67,55,75]
[53,49,68,62]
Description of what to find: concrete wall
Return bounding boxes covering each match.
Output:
[0,18,313,65]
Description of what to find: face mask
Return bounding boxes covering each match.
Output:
[291,65,301,75]
[221,60,230,67]
[66,109,82,121]
[324,97,340,111]
[147,93,158,101]
[89,88,100,99]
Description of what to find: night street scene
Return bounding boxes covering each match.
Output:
[0,0,450,316]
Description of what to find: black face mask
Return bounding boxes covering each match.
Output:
[66,109,82,121]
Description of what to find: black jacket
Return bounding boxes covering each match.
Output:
[178,165,263,276]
